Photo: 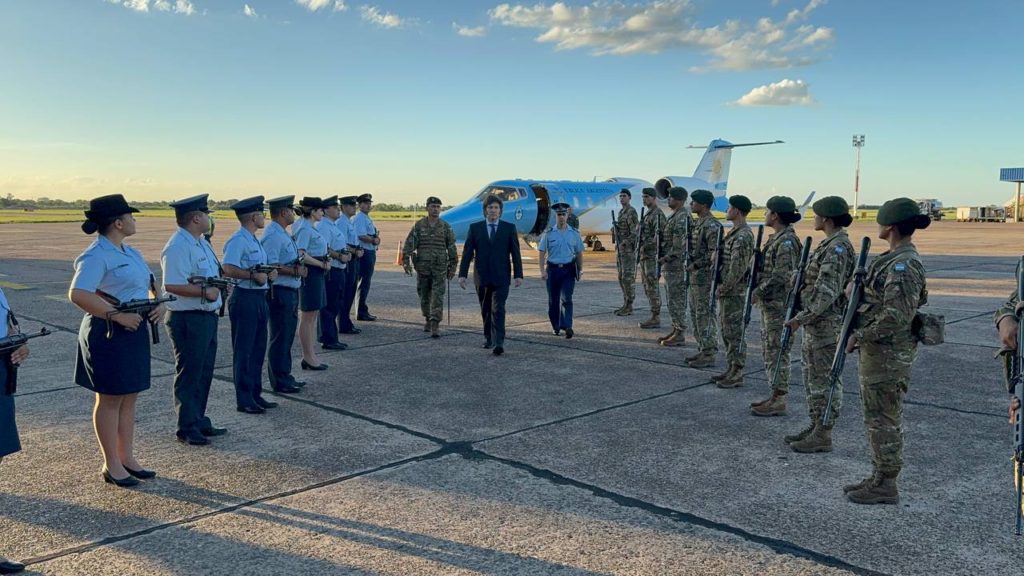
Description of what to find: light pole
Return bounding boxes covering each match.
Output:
[852,134,865,218]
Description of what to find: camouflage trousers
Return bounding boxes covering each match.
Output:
[718,292,746,367]
[858,340,916,476]
[416,269,448,323]
[640,258,661,314]
[801,322,843,422]
[617,250,636,304]
[663,265,688,331]
[689,282,718,354]
[759,301,791,391]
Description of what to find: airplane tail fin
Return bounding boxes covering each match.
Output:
[797,191,816,219]
[688,139,784,202]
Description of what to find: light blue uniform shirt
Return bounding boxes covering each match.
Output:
[161,228,223,312]
[0,288,10,339]
[71,235,152,304]
[292,218,328,258]
[344,215,360,250]
[223,226,269,290]
[317,217,348,270]
[539,225,584,265]
[352,211,377,251]
[261,221,302,289]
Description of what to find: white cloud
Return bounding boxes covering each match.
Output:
[174,0,195,15]
[107,0,195,15]
[733,78,815,106]
[488,0,834,72]
[295,0,347,11]
[334,1,348,11]
[360,5,403,28]
[243,3,258,18]
[453,22,487,37]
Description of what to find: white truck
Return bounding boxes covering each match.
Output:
[915,199,944,221]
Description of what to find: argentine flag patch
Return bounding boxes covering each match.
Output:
[835,245,845,254]
[894,262,906,272]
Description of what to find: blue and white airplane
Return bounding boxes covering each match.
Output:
[441,138,807,249]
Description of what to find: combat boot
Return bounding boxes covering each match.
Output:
[711,366,731,382]
[430,320,440,339]
[660,330,684,347]
[423,320,430,332]
[686,351,715,368]
[657,328,676,343]
[784,419,817,444]
[847,473,899,505]
[639,314,661,329]
[843,470,882,494]
[790,423,832,453]
[615,301,634,316]
[717,364,744,388]
[751,391,786,416]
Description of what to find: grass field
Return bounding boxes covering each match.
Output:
[0,209,423,224]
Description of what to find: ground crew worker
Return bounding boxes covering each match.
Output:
[685,189,723,368]
[657,187,691,347]
[638,188,667,329]
[749,196,802,416]
[539,201,585,338]
[784,197,856,450]
[612,188,639,316]
[712,195,754,387]
[403,196,458,338]
[843,198,930,505]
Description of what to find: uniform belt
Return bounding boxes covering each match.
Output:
[547,262,576,268]
[169,309,217,316]
[272,286,299,292]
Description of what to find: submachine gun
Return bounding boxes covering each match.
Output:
[768,236,813,391]
[187,275,239,317]
[96,289,176,345]
[1,312,54,394]
[249,264,280,299]
[822,237,872,427]
[742,225,765,328]
[1010,255,1024,535]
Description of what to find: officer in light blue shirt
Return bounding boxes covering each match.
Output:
[261,196,306,394]
[538,201,585,339]
[316,196,353,350]
[352,193,380,320]
[160,194,225,444]
[338,196,364,334]
[223,196,280,413]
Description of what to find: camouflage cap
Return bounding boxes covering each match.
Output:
[691,189,714,207]
[765,195,796,214]
[642,187,657,198]
[728,195,752,213]
[426,196,442,206]
[877,197,931,229]
[669,186,688,201]
[812,196,850,218]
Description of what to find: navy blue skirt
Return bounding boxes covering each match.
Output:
[300,266,326,312]
[0,361,20,458]
[75,315,151,395]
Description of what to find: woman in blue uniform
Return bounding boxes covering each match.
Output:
[1,287,30,574]
[69,194,165,488]
[292,197,331,371]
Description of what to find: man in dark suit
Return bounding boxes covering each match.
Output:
[458,194,524,356]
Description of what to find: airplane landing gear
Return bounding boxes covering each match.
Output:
[584,235,606,252]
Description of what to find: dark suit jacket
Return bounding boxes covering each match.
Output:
[458,220,523,287]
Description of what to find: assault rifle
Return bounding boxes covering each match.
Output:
[768,236,813,391]
[682,209,691,286]
[822,237,872,427]
[707,225,726,321]
[634,207,646,281]
[611,210,618,246]
[1,326,53,395]
[1011,255,1024,535]
[655,212,663,280]
[96,291,177,345]
[188,275,239,317]
[742,225,765,327]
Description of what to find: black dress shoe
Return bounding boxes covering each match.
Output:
[176,431,210,446]
[483,341,492,349]
[200,426,228,437]
[0,559,25,574]
[102,468,140,488]
[492,346,504,356]
[301,360,329,370]
[274,384,302,394]
[237,405,266,414]
[125,466,157,480]
[255,398,278,409]
[322,342,348,351]
[340,327,362,335]
[565,328,574,339]
[552,329,560,336]
[292,380,307,388]
[357,314,377,321]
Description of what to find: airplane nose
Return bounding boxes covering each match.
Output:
[440,204,475,242]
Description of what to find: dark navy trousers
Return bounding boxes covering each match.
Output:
[166,310,218,434]
[319,266,346,345]
[267,286,299,390]
[356,250,376,317]
[227,289,268,409]
[546,263,577,331]
[339,258,358,332]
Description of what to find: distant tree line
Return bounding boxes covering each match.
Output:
[0,194,428,211]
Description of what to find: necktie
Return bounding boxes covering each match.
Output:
[489,223,496,240]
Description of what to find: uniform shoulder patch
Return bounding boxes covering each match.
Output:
[894,262,906,272]
[783,239,792,247]
[834,245,845,254]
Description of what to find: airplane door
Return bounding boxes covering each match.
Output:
[529,184,551,236]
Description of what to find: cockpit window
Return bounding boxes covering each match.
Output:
[477,186,521,202]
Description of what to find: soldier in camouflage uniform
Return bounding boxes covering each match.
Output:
[784,197,857,452]
[657,187,691,347]
[750,196,802,416]
[685,190,723,368]
[996,291,1021,418]
[613,188,639,316]
[843,198,930,505]
[403,196,458,339]
[712,195,755,386]
[638,188,667,329]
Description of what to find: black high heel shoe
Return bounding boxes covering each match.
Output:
[301,360,328,371]
[102,467,140,488]
[124,466,157,480]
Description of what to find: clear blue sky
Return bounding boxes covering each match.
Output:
[1,0,1021,206]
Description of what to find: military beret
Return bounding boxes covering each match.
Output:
[169,194,212,216]
[340,195,358,206]
[322,195,339,207]
[266,195,296,211]
[877,197,931,229]
[230,196,265,215]
[552,201,570,213]
[619,188,631,198]
[766,195,797,214]
[812,196,850,219]
[669,187,688,201]
[642,187,656,198]
[728,195,752,213]
[691,189,715,207]
[426,196,442,206]
[357,193,373,203]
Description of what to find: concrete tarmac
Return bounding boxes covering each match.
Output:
[0,217,1021,575]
